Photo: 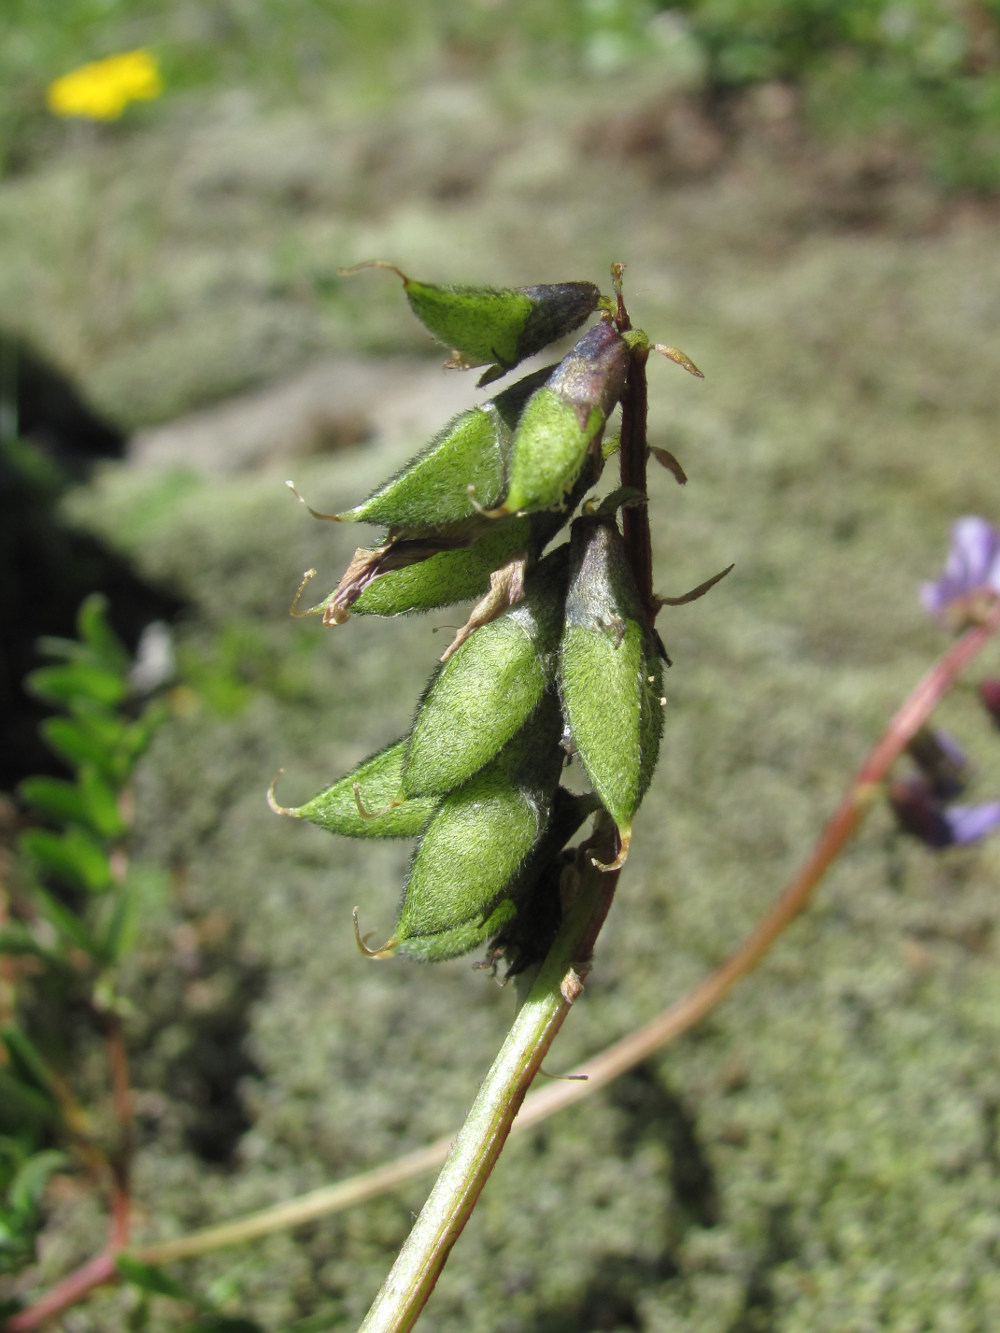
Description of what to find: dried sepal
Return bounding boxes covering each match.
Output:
[438,551,528,663]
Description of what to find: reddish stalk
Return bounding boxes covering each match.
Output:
[4,1249,119,1333]
[105,1012,133,1249]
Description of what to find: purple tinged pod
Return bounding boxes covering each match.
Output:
[558,514,664,867]
[498,321,629,516]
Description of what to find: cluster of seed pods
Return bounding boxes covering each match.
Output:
[273,267,697,966]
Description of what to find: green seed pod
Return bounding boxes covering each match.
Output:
[332,368,552,534]
[499,321,629,516]
[343,263,602,385]
[397,787,600,965]
[402,548,569,798]
[350,517,535,618]
[269,738,434,839]
[391,697,564,956]
[394,895,519,964]
[558,515,664,864]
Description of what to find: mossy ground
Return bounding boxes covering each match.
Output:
[5,40,1000,1333]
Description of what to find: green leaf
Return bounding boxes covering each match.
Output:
[0,925,57,963]
[41,714,128,780]
[97,882,136,962]
[76,594,130,674]
[19,827,112,893]
[31,884,99,954]
[274,738,435,839]
[115,1254,191,1302]
[0,1069,56,1131]
[345,263,601,385]
[16,776,90,828]
[79,767,127,840]
[0,1029,57,1103]
[500,322,629,515]
[18,769,124,840]
[402,547,568,797]
[8,1150,66,1215]
[27,662,127,711]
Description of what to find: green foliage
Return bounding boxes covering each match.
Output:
[0,1141,66,1275]
[281,270,686,964]
[1,593,167,1283]
[4,0,998,188]
[670,0,1000,188]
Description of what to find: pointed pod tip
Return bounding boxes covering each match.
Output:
[465,483,509,520]
[653,344,704,379]
[353,907,397,960]
[352,781,404,821]
[338,260,408,284]
[267,770,300,818]
[286,480,342,522]
[591,827,632,872]
[289,569,321,618]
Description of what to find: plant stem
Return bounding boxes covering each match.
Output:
[4,1249,118,1333]
[358,832,620,1333]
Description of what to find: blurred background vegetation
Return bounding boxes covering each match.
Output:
[2,2,1000,1330]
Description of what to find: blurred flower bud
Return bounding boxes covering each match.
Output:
[922,516,1000,631]
[905,727,968,800]
[888,774,1000,849]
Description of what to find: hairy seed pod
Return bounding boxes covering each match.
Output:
[558,515,664,864]
[343,263,602,385]
[391,697,564,954]
[394,895,519,963]
[333,368,552,533]
[349,517,535,618]
[271,738,434,839]
[499,321,629,516]
[397,787,600,964]
[402,547,569,797]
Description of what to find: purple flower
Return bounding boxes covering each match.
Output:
[888,775,1000,849]
[922,516,1000,627]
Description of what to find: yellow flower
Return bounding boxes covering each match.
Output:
[46,49,163,122]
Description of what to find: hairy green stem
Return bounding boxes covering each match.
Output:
[359,833,620,1333]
